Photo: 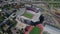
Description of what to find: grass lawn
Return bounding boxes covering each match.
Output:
[11,20,17,27]
[0,16,4,23]
[23,12,33,19]
[29,27,41,34]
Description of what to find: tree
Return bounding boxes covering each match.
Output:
[43,31,50,34]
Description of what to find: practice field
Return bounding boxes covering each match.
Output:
[29,27,41,34]
[23,12,33,19]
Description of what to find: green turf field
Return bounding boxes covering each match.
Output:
[23,12,33,19]
[29,27,41,34]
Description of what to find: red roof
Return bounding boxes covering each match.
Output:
[15,5,20,9]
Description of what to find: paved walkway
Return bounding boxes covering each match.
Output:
[15,19,28,30]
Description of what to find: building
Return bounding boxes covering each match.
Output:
[15,5,43,30]
[33,0,60,9]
